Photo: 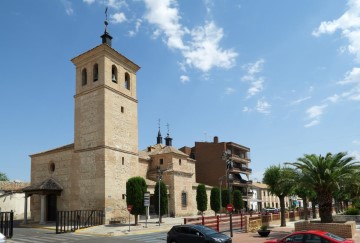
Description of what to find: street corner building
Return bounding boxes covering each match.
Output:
[25,22,253,225]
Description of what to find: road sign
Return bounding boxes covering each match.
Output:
[144,192,150,207]
[226,203,233,212]
[127,205,133,212]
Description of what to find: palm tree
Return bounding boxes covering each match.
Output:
[288,152,359,223]
[263,165,296,227]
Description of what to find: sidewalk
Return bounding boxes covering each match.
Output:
[76,217,183,236]
[20,218,360,242]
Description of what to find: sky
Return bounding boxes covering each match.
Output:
[1,0,360,182]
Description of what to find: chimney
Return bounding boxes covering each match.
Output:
[214,136,219,143]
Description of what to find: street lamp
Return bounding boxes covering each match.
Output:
[156,166,163,226]
[221,150,233,238]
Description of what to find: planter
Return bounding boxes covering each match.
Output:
[257,229,271,237]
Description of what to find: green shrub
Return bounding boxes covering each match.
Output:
[344,207,360,215]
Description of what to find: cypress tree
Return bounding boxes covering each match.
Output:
[196,184,207,215]
[126,177,147,225]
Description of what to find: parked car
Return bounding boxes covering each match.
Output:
[167,224,232,243]
[264,230,354,243]
[262,208,279,214]
[0,232,6,243]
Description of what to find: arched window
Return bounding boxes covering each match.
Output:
[112,65,118,83]
[93,63,98,82]
[125,72,130,90]
[82,68,87,86]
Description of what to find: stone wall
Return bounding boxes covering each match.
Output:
[295,220,356,238]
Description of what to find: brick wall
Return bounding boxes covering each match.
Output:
[294,221,356,238]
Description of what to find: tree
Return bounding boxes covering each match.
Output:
[210,187,221,215]
[126,176,147,225]
[263,165,296,227]
[288,152,360,223]
[154,180,168,223]
[0,172,9,181]
[233,190,243,213]
[292,170,316,220]
[221,189,230,208]
[196,184,207,215]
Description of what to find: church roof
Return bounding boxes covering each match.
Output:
[71,44,140,73]
[30,144,74,157]
[140,144,188,159]
[0,181,30,192]
[23,178,63,193]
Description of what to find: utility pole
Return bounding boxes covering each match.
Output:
[222,150,233,238]
[157,166,162,226]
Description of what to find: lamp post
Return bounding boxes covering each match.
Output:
[157,166,162,226]
[222,150,233,237]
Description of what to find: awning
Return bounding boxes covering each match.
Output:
[23,178,63,196]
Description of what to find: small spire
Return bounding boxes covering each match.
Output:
[165,123,172,146]
[157,119,163,144]
[101,7,113,46]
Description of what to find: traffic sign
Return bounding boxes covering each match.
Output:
[127,205,133,212]
[226,203,233,212]
[144,192,150,207]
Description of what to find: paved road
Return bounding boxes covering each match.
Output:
[115,232,167,242]
[8,228,102,243]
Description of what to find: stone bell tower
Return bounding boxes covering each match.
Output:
[70,16,140,222]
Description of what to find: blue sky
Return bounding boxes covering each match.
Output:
[1,0,360,182]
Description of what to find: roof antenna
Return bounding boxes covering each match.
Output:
[101,7,113,46]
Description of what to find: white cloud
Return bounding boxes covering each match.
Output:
[256,98,271,114]
[180,75,190,83]
[62,0,74,16]
[110,12,127,23]
[242,59,265,78]
[224,87,236,95]
[128,19,142,37]
[304,119,320,128]
[338,67,360,84]
[313,0,360,61]
[326,94,340,103]
[247,78,264,98]
[290,96,311,105]
[144,0,187,50]
[242,106,250,112]
[106,0,127,10]
[241,59,266,98]
[183,22,238,72]
[353,139,360,145]
[143,0,237,72]
[83,0,95,4]
[349,150,360,160]
[306,104,327,119]
[304,104,327,128]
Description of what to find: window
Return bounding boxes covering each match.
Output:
[179,159,181,165]
[263,191,265,196]
[49,162,55,173]
[125,72,130,90]
[160,159,164,165]
[181,192,187,207]
[121,106,124,113]
[112,65,118,83]
[93,64,98,81]
[82,68,87,85]
[122,157,124,165]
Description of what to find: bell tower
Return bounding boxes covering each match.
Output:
[70,14,140,222]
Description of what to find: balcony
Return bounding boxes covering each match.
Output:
[230,154,250,164]
[231,163,252,174]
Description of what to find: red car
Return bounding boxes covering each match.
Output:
[264,230,354,243]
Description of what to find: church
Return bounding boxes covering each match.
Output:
[24,20,207,224]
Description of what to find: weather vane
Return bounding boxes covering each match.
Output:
[104,7,109,32]
[158,119,161,131]
[166,123,170,135]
